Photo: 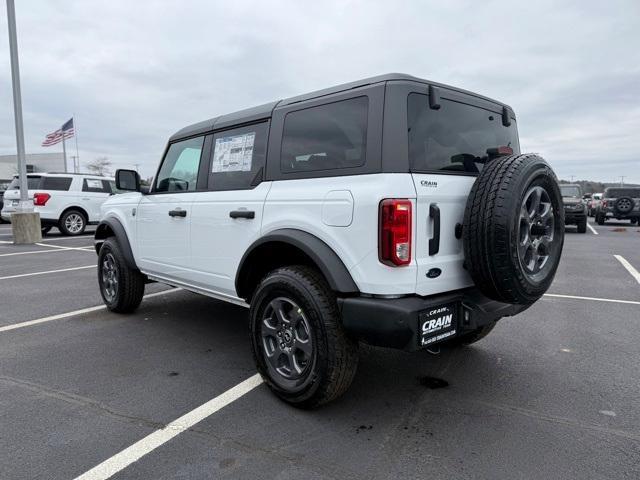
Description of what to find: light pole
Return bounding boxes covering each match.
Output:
[6,0,41,243]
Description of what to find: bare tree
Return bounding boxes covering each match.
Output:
[85,157,113,176]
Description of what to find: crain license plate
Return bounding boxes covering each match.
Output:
[418,303,458,347]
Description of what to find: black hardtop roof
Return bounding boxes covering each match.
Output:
[170,73,514,142]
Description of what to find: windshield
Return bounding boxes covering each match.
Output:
[560,186,581,197]
[605,188,640,198]
[7,176,42,190]
[408,93,520,174]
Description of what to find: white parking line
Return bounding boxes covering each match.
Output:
[37,234,95,241]
[0,248,81,257]
[0,265,95,281]
[0,288,181,333]
[36,242,94,252]
[587,223,598,235]
[74,373,263,480]
[614,255,640,285]
[544,293,640,306]
[0,241,94,257]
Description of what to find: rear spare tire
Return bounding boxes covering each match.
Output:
[463,154,564,305]
[614,197,634,215]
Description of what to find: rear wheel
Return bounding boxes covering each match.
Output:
[59,209,86,236]
[463,154,564,305]
[596,212,606,225]
[98,238,145,313]
[41,226,52,235]
[577,218,587,233]
[250,265,358,408]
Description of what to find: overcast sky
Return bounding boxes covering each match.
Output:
[1,0,639,183]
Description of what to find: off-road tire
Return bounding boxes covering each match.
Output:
[463,153,564,305]
[614,197,634,215]
[98,238,145,313]
[250,265,358,409]
[59,209,87,236]
[596,213,606,225]
[445,322,497,347]
[577,218,587,233]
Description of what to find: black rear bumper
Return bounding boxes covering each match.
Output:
[338,288,527,351]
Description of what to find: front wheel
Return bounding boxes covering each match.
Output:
[596,213,606,225]
[98,238,145,313]
[250,265,358,408]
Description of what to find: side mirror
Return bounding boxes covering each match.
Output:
[115,169,141,192]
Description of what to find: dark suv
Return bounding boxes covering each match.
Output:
[560,184,587,233]
[596,187,640,225]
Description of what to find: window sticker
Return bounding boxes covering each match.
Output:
[212,132,255,173]
[86,179,102,189]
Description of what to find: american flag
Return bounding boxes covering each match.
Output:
[41,118,74,147]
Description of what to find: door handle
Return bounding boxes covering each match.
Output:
[229,210,255,219]
[168,209,187,218]
[429,204,440,256]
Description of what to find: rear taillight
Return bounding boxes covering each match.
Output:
[379,199,412,266]
[602,200,607,207]
[33,192,50,206]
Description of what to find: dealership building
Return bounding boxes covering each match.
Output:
[0,153,66,184]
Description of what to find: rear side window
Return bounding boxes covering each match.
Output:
[155,136,205,192]
[281,96,368,173]
[82,179,111,193]
[408,93,520,174]
[8,176,42,189]
[41,177,72,191]
[605,188,640,198]
[208,122,269,191]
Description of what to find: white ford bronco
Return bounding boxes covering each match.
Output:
[95,74,565,408]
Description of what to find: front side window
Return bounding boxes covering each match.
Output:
[408,93,520,174]
[82,178,111,193]
[155,136,204,192]
[208,122,268,191]
[281,96,368,173]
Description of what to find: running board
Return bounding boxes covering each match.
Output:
[144,273,250,308]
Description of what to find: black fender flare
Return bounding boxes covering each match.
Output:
[94,217,138,271]
[235,229,359,297]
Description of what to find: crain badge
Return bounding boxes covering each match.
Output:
[419,304,457,346]
[420,180,438,188]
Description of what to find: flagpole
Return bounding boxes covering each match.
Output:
[73,113,80,170]
[62,130,67,172]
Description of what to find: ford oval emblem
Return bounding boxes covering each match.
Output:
[426,268,442,279]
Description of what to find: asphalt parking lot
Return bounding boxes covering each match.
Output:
[1,219,639,480]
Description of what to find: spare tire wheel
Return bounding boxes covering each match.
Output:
[462,154,564,305]
[614,197,634,215]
